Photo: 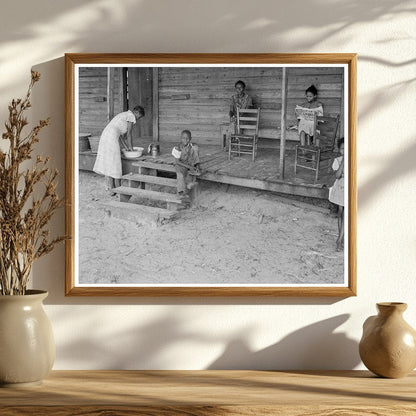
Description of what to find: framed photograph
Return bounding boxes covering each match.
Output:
[65,53,356,296]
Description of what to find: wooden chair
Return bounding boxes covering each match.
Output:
[229,108,260,161]
[294,114,340,183]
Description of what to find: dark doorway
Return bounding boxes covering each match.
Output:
[127,68,153,142]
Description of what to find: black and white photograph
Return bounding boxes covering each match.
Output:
[65,54,356,296]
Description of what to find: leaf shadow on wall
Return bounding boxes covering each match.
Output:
[27,0,415,304]
[52,307,359,370]
[29,56,348,305]
[207,314,360,370]
[358,138,416,210]
[30,61,416,304]
[53,312,212,370]
[355,52,416,211]
[0,0,414,97]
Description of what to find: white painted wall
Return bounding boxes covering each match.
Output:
[0,0,415,370]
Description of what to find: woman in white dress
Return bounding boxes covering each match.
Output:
[93,105,145,191]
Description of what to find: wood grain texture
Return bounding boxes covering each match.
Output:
[0,370,414,416]
[279,67,288,178]
[65,53,357,64]
[3,406,416,416]
[153,67,159,142]
[78,67,123,135]
[65,286,356,297]
[65,53,357,297]
[65,54,76,297]
[158,66,343,146]
[348,55,357,297]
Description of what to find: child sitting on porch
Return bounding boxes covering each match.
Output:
[329,137,345,251]
[172,130,201,196]
[294,85,323,146]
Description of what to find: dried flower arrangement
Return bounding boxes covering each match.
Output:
[0,71,65,295]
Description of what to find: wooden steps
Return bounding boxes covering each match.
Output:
[122,173,177,188]
[112,186,186,211]
[113,159,200,214]
[113,186,182,203]
[101,200,179,226]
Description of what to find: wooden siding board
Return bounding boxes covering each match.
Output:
[79,67,123,136]
[158,67,343,146]
[79,66,343,144]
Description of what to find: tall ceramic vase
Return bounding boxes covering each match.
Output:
[359,302,416,378]
[0,290,55,387]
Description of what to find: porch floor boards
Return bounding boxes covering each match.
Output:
[79,145,334,199]
[134,146,334,199]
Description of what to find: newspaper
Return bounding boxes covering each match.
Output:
[295,105,316,121]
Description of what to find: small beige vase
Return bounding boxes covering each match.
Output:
[0,290,55,387]
[359,302,416,378]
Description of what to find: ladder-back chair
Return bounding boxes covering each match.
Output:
[229,108,260,161]
[294,114,340,183]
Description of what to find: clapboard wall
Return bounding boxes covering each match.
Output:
[78,66,344,143]
[286,67,345,138]
[158,67,282,145]
[158,66,344,146]
[78,67,124,136]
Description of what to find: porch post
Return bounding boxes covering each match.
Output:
[107,67,115,122]
[279,67,288,179]
[121,68,128,111]
[152,67,159,142]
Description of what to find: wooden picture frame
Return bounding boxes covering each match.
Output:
[65,53,357,296]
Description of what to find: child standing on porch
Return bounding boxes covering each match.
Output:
[172,130,201,196]
[294,85,323,146]
[329,137,345,251]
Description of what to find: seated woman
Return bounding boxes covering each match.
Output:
[295,84,323,146]
[229,80,253,136]
[93,105,145,193]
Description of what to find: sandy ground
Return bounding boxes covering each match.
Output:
[78,171,344,285]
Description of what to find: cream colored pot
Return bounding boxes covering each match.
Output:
[0,290,55,387]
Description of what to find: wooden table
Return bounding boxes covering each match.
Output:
[1,370,415,415]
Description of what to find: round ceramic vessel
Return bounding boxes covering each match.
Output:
[122,146,144,159]
[0,290,55,387]
[359,302,416,378]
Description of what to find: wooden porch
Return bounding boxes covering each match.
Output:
[79,144,332,200]
[198,147,331,199]
[119,144,332,200]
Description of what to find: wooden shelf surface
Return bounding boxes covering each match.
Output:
[1,370,415,415]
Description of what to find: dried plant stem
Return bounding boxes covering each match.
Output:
[0,71,66,295]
